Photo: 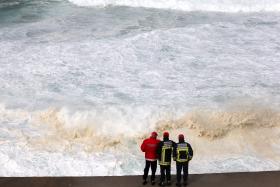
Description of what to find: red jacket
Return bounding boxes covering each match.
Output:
[141,137,160,160]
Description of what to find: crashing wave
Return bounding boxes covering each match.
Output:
[1,103,280,175]
[155,107,280,139]
[1,103,278,152]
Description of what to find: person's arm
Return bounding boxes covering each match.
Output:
[156,142,163,159]
[141,140,146,152]
[187,143,193,160]
[173,143,177,161]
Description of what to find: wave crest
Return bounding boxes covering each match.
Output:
[155,107,280,139]
[25,104,280,152]
[0,103,279,152]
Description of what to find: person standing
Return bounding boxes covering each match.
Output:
[141,131,161,185]
[157,131,175,186]
[173,134,193,186]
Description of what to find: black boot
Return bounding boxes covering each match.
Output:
[142,180,148,185]
[167,180,171,186]
[158,181,165,186]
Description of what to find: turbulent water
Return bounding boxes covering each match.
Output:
[0,0,280,176]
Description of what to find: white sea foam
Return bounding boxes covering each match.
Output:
[68,0,280,12]
[1,4,280,175]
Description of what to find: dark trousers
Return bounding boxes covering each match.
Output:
[160,165,171,182]
[143,160,157,181]
[176,162,189,183]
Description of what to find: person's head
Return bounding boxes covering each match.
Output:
[151,131,158,139]
[178,134,184,142]
[163,131,169,140]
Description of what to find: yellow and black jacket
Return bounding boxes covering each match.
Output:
[157,138,175,166]
[173,141,193,163]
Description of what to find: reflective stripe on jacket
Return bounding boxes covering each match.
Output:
[157,139,175,165]
[173,141,193,163]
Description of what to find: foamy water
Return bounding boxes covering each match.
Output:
[69,0,280,12]
[0,0,280,176]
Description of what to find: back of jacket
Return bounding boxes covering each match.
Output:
[157,139,175,165]
[173,141,193,163]
[141,137,160,160]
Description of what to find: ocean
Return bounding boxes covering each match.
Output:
[0,0,280,176]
